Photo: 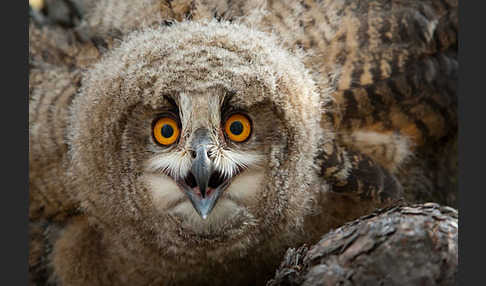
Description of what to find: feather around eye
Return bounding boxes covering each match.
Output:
[153,117,180,146]
[224,114,252,143]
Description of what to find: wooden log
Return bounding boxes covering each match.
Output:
[267,203,458,286]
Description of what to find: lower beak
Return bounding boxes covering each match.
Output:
[183,185,225,220]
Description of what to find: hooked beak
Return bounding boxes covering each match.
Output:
[177,129,229,219]
[191,144,212,198]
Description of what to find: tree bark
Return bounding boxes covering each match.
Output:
[267,203,458,286]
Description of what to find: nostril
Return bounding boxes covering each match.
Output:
[189,149,210,159]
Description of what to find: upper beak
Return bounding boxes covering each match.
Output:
[191,144,212,198]
[181,129,227,219]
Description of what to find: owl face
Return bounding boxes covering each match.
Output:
[140,88,279,233]
[69,21,326,249]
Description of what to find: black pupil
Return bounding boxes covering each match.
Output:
[161,124,174,138]
[230,121,244,135]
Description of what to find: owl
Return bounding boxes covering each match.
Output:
[29,0,458,285]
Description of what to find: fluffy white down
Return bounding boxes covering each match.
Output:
[142,168,265,234]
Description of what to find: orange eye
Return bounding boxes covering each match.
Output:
[153,117,180,146]
[224,114,251,142]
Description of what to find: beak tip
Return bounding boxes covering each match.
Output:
[185,188,223,221]
[198,205,211,220]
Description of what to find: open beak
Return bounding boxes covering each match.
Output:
[177,129,229,219]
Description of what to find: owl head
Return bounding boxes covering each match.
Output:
[68,21,327,255]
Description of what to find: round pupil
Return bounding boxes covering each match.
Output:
[161,124,174,138]
[229,121,244,135]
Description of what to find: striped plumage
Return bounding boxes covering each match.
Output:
[29,0,458,285]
